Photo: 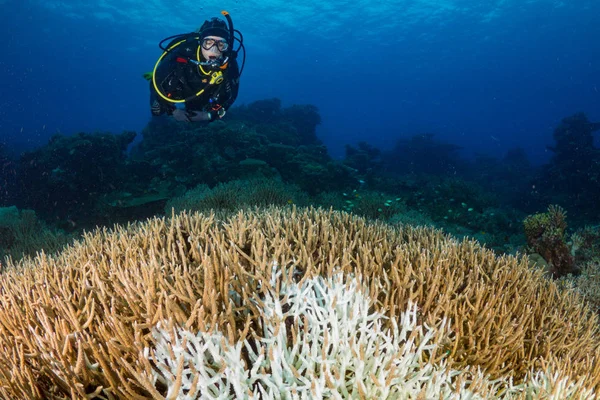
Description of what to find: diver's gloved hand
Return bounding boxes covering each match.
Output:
[151,100,162,116]
[209,108,226,121]
[173,109,192,122]
[173,109,218,122]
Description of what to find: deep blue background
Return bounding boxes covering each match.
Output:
[1,0,599,164]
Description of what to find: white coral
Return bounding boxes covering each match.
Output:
[147,271,596,399]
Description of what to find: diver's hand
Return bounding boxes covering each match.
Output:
[187,111,212,122]
[214,108,226,120]
[173,109,212,122]
[207,108,226,121]
[151,100,162,116]
[172,109,191,122]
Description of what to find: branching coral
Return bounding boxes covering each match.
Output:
[0,206,70,265]
[150,273,457,399]
[165,178,309,214]
[0,207,599,398]
[523,204,576,277]
[149,271,597,399]
[561,260,600,314]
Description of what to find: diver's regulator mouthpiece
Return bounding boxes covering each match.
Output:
[191,56,229,70]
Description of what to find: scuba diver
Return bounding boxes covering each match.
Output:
[146,11,246,122]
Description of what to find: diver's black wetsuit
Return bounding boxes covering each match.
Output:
[150,37,240,119]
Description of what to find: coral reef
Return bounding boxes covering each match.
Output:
[315,189,407,221]
[0,207,599,398]
[16,131,137,225]
[9,100,599,262]
[151,276,461,398]
[343,141,382,185]
[569,225,600,266]
[165,178,309,214]
[151,274,594,399]
[11,99,357,231]
[470,148,536,211]
[523,205,576,277]
[0,206,70,265]
[560,260,600,315]
[381,133,467,176]
[131,99,355,196]
[5,106,600,288]
[230,98,322,146]
[536,112,600,223]
[0,144,18,207]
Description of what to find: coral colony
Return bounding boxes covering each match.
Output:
[0,208,599,398]
[149,272,594,399]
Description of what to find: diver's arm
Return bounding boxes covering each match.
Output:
[221,81,239,111]
[186,110,212,122]
[173,109,213,122]
[151,100,175,116]
[149,82,175,116]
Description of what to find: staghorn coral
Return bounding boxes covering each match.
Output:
[0,207,599,398]
[0,206,70,265]
[165,178,309,215]
[150,271,596,399]
[150,274,459,399]
[569,225,600,266]
[560,260,600,314]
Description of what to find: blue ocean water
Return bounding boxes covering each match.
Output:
[1,0,598,163]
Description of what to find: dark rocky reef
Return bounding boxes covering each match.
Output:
[534,112,600,224]
[12,99,357,228]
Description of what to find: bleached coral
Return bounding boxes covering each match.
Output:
[524,369,596,400]
[148,271,596,399]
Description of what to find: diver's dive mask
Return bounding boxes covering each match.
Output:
[201,38,229,52]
